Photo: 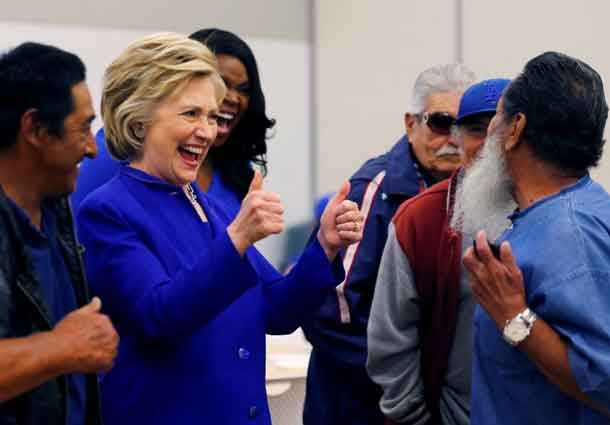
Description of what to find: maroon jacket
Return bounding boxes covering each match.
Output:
[387,172,462,424]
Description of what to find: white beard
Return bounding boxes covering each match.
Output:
[450,131,517,242]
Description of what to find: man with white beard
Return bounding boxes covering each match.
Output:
[451,127,517,242]
[303,64,476,425]
[367,78,510,425]
[464,52,610,424]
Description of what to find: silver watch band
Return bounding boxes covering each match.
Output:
[503,307,537,346]
[518,308,536,325]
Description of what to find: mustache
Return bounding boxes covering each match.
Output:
[436,145,463,157]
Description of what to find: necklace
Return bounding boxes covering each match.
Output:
[182,184,208,222]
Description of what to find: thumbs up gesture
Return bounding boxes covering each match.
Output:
[317,181,364,261]
[227,170,284,256]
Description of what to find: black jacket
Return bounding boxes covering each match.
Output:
[0,187,102,425]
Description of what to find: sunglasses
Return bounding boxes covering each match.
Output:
[419,111,456,135]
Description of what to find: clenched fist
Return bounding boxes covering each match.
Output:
[317,181,364,260]
[227,170,284,256]
[52,297,119,374]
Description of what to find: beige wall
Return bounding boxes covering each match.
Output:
[316,0,610,192]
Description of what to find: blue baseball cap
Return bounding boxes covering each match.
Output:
[454,78,511,124]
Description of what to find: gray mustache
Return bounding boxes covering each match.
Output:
[436,145,463,157]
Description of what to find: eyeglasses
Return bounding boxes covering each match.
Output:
[418,111,456,135]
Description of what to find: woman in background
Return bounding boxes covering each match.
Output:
[189,28,274,217]
[71,28,274,219]
[77,32,364,425]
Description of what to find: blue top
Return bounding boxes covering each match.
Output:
[302,136,427,366]
[207,167,242,218]
[72,129,242,217]
[76,166,344,425]
[472,175,610,424]
[7,200,87,425]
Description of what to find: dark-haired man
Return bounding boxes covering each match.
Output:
[302,64,476,425]
[463,52,610,424]
[0,42,118,424]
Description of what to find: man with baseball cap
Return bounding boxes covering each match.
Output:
[367,79,511,425]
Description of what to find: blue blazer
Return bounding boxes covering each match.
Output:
[76,166,343,425]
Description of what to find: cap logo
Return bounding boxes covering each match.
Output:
[484,81,500,105]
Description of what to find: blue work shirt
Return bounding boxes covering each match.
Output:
[7,200,87,425]
[472,175,610,424]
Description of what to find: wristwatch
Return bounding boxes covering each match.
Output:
[502,308,537,346]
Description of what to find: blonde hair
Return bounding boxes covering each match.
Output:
[102,32,226,160]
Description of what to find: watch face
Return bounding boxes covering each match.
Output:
[504,320,529,344]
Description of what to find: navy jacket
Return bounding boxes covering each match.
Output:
[77,166,344,425]
[303,136,427,366]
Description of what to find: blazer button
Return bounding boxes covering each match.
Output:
[249,406,257,418]
[238,347,251,360]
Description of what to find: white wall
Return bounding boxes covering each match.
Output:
[315,0,610,192]
[315,0,458,193]
[2,0,311,41]
[462,0,610,186]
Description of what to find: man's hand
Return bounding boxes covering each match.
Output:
[52,297,119,374]
[317,181,364,261]
[227,170,284,256]
[464,231,610,417]
[462,230,527,329]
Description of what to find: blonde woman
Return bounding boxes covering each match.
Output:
[76,33,364,425]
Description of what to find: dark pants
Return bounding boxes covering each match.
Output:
[303,348,385,425]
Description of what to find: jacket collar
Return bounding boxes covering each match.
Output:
[120,166,186,193]
[383,135,427,197]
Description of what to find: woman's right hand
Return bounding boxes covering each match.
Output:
[227,170,284,256]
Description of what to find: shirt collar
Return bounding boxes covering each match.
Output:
[509,174,591,222]
[5,197,57,242]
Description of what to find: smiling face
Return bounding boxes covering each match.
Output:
[41,81,97,197]
[215,54,250,147]
[131,76,219,186]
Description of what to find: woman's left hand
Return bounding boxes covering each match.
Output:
[317,181,364,261]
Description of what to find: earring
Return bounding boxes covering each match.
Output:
[133,123,145,139]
